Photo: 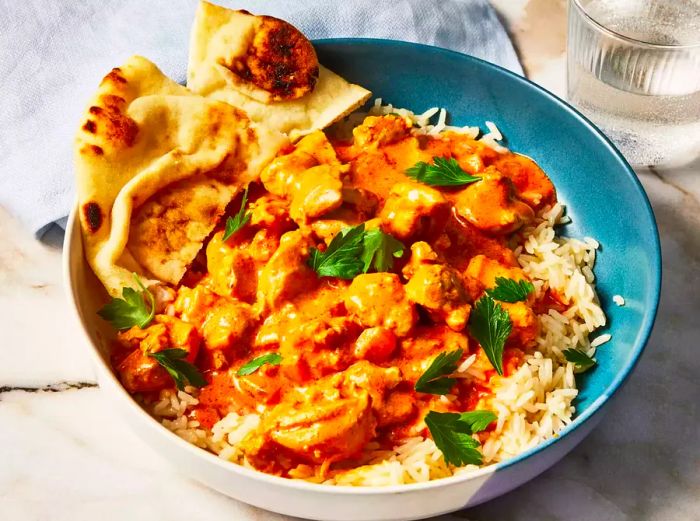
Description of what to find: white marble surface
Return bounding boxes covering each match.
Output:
[1,1,699,520]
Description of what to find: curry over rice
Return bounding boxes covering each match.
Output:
[77,1,606,485]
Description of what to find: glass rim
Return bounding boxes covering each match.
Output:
[571,0,700,50]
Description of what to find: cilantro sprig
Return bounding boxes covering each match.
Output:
[425,410,497,466]
[468,295,512,375]
[222,186,251,241]
[405,157,481,187]
[486,277,535,303]
[415,348,463,395]
[308,224,405,280]
[149,348,206,391]
[563,348,597,372]
[97,273,155,330]
[237,352,283,376]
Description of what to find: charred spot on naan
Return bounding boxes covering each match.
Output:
[77,69,139,153]
[226,15,319,101]
[82,201,103,233]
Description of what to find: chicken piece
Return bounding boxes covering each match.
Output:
[172,284,219,327]
[260,131,340,196]
[247,229,283,264]
[344,273,417,337]
[116,315,200,393]
[257,230,318,312]
[376,391,416,428]
[241,376,376,471]
[352,115,412,148]
[405,264,472,331]
[262,134,349,224]
[150,284,176,313]
[401,241,439,279]
[453,170,535,234]
[341,361,401,413]
[201,299,256,353]
[379,182,450,241]
[248,193,294,232]
[173,283,256,365]
[465,254,531,300]
[289,164,344,223]
[490,154,556,210]
[206,231,257,302]
[242,360,401,472]
[442,216,518,270]
[398,325,469,384]
[279,316,362,381]
[341,187,379,220]
[244,395,375,471]
[501,301,539,348]
[353,327,397,364]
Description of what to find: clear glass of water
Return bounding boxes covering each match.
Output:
[567,0,700,167]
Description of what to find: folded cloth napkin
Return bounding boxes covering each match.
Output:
[0,0,521,239]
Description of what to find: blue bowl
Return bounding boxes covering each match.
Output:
[316,36,661,495]
[65,39,662,521]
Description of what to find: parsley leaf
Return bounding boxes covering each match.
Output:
[405,157,481,187]
[360,228,405,273]
[563,348,597,372]
[149,348,206,391]
[425,409,496,466]
[308,223,366,279]
[468,295,512,375]
[458,410,498,433]
[222,186,251,241]
[237,352,283,376]
[486,277,535,303]
[97,273,155,330]
[308,224,405,280]
[414,348,463,395]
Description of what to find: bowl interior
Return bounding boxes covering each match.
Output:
[66,39,661,492]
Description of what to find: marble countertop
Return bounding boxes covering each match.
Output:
[2,1,699,520]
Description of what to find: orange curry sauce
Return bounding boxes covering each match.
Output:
[111,115,561,477]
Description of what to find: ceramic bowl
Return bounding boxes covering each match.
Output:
[64,39,661,521]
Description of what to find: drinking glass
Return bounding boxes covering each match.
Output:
[567,0,700,167]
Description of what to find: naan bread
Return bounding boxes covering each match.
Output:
[188,1,372,139]
[75,55,287,296]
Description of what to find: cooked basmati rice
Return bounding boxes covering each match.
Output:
[146,105,609,487]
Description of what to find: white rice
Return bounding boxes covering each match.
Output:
[147,106,610,487]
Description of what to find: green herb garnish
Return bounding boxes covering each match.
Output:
[458,410,499,433]
[97,273,155,330]
[468,295,512,375]
[486,277,535,303]
[308,224,366,279]
[222,186,251,241]
[237,352,283,376]
[563,348,597,372]
[425,410,497,466]
[360,228,405,273]
[149,348,207,391]
[308,224,404,280]
[414,348,463,395]
[405,157,481,187]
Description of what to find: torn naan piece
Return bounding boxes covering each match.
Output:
[187,1,371,139]
[75,55,287,296]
